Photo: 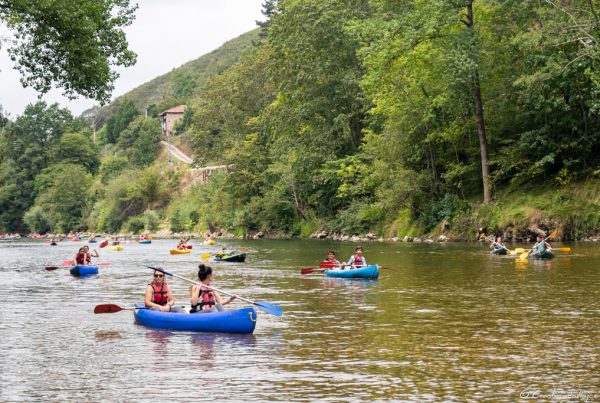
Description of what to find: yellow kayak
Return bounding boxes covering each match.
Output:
[170,249,191,255]
[203,239,215,245]
[109,245,124,251]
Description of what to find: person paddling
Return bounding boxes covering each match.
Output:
[144,270,182,312]
[529,234,552,258]
[490,236,507,255]
[323,250,341,267]
[72,247,86,266]
[190,264,236,313]
[176,238,188,250]
[346,246,367,269]
[83,245,99,264]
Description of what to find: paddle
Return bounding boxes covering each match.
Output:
[519,230,558,260]
[146,266,283,317]
[94,304,148,314]
[200,253,212,260]
[99,240,109,248]
[514,247,570,253]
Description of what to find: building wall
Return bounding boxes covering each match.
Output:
[161,112,184,136]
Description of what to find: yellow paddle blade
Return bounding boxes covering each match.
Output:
[514,248,526,253]
[547,230,558,239]
[200,253,211,260]
[238,247,251,252]
[508,250,517,255]
[557,247,571,252]
[520,250,530,259]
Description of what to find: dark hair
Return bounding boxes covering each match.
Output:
[197,264,213,281]
[355,246,363,252]
[327,250,335,255]
[78,247,85,253]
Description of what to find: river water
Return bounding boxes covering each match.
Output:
[0,239,598,401]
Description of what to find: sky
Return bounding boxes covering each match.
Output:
[0,0,265,118]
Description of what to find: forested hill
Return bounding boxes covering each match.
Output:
[1,1,599,241]
[83,29,261,126]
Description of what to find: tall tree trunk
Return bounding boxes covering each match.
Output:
[466,1,492,204]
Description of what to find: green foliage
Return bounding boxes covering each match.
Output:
[28,163,93,231]
[23,205,52,234]
[169,208,185,233]
[142,209,161,231]
[98,156,129,184]
[116,116,161,166]
[0,0,137,102]
[124,215,145,234]
[171,69,197,98]
[104,99,140,144]
[51,132,100,174]
[421,193,468,233]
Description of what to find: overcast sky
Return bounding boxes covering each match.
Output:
[0,0,265,118]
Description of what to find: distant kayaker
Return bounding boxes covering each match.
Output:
[144,270,182,312]
[177,238,188,250]
[530,234,552,258]
[83,245,99,264]
[490,236,506,253]
[190,264,236,313]
[72,247,86,266]
[346,246,367,268]
[323,250,341,266]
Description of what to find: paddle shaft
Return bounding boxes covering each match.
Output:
[151,267,254,305]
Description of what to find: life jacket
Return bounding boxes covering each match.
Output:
[149,282,169,305]
[352,255,364,266]
[75,252,86,265]
[534,242,547,252]
[191,286,216,311]
[324,258,339,264]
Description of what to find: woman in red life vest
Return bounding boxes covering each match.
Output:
[72,247,86,266]
[323,250,341,266]
[82,245,99,264]
[346,246,367,268]
[190,264,236,313]
[144,270,182,312]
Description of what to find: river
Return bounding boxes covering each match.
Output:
[0,239,598,401]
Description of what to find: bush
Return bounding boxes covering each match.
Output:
[143,209,161,231]
[124,216,145,233]
[421,193,469,233]
[23,206,53,233]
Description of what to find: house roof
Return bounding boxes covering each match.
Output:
[160,105,187,115]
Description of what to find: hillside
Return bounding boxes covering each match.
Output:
[83,28,261,125]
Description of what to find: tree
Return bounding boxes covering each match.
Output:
[104,99,140,144]
[0,0,137,102]
[0,102,81,231]
[116,116,161,167]
[51,132,100,174]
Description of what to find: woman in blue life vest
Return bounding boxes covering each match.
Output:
[346,246,367,268]
[190,264,236,313]
[144,269,182,312]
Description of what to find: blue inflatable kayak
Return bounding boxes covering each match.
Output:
[70,265,99,276]
[325,264,379,279]
[133,304,257,334]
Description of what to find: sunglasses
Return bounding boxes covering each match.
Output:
[154,274,164,278]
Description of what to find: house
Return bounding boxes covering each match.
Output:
[160,105,187,136]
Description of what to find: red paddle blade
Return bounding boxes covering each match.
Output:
[94,304,125,314]
[61,260,73,267]
[300,267,316,275]
[97,262,112,266]
[45,266,59,271]
[319,262,336,269]
[99,240,109,248]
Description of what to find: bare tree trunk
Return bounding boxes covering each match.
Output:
[466,1,492,204]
